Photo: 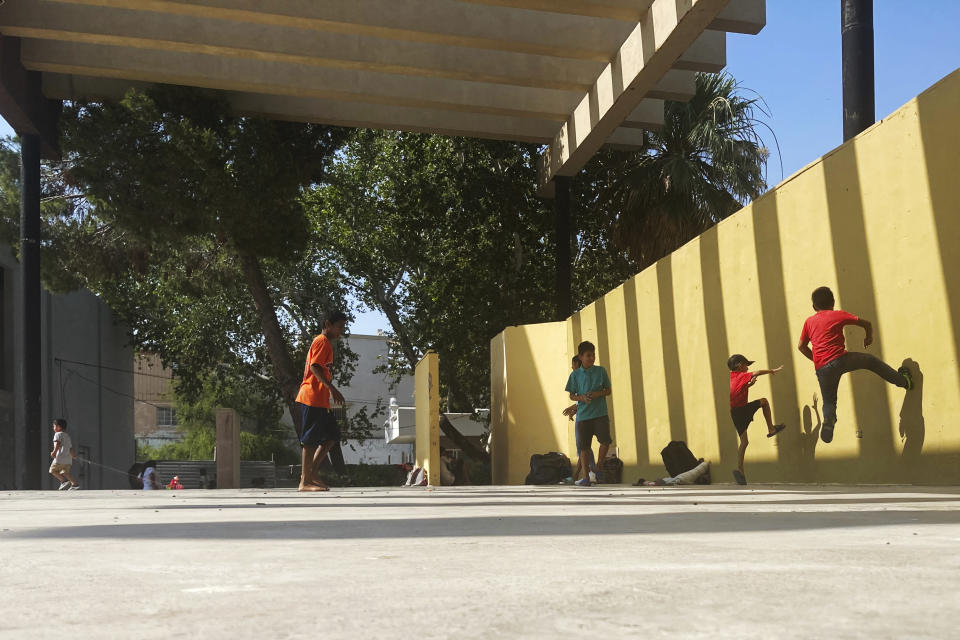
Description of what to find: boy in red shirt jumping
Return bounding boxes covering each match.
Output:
[797,286,913,444]
[727,354,785,485]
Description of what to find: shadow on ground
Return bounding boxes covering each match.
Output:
[7,509,959,540]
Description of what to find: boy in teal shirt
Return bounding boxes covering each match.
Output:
[564,341,612,486]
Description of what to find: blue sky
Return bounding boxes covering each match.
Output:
[3,3,958,334]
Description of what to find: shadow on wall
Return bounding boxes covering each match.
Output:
[621,277,650,467]
[821,144,896,475]
[899,359,924,461]
[656,257,687,443]
[750,191,805,473]
[698,228,740,474]
[917,79,960,403]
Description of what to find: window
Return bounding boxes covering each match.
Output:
[156,406,178,427]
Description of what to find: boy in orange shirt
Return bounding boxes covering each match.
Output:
[728,354,785,485]
[797,286,912,444]
[295,311,348,492]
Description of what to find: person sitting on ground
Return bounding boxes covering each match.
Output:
[140,460,160,490]
[439,447,456,486]
[728,354,786,485]
[48,418,79,491]
[564,341,612,487]
[562,355,597,484]
[797,286,913,444]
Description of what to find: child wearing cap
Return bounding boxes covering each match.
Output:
[797,286,913,444]
[728,354,786,485]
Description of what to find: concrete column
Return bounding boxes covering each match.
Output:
[215,408,241,489]
[841,0,875,141]
[19,134,41,490]
[554,175,571,321]
[414,351,440,486]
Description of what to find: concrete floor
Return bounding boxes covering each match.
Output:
[2,485,959,639]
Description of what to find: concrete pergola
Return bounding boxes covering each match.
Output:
[0,0,764,488]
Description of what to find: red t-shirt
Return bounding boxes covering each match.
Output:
[729,371,754,408]
[295,334,333,408]
[799,310,859,370]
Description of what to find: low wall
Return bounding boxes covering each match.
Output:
[491,68,960,485]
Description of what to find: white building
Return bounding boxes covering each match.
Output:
[336,334,415,465]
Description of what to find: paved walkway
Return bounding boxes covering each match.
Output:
[2,485,959,639]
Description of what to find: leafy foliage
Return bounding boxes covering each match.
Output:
[579,72,770,277]
[310,131,557,409]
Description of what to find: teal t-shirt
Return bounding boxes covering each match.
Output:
[564,365,611,421]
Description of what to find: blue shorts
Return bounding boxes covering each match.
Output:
[297,403,340,448]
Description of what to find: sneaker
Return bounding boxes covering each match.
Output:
[575,477,591,487]
[68,484,80,491]
[821,420,835,443]
[898,366,913,391]
[58,481,71,490]
[588,471,597,484]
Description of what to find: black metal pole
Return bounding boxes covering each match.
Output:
[20,133,42,489]
[554,176,571,321]
[841,0,875,141]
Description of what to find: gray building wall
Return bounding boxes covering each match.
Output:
[0,246,134,490]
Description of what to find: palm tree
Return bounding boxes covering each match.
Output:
[588,72,773,270]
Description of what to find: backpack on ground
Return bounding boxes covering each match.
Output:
[660,441,699,478]
[524,452,572,485]
[600,455,624,484]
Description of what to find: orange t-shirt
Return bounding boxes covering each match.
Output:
[295,334,333,408]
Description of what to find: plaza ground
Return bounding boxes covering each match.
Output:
[2,484,959,638]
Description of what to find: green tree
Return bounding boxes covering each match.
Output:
[310,131,556,410]
[0,88,377,439]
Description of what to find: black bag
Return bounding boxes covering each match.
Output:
[660,441,699,477]
[524,452,572,485]
[600,455,623,484]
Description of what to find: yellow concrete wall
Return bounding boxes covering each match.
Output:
[415,351,441,485]
[491,68,960,485]
[490,322,571,485]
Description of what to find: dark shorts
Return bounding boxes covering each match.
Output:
[575,415,612,451]
[297,402,340,448]
[731,399,763,436]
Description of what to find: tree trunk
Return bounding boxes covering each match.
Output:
[440,414,490,462]
[237,251,302,430]
[373,282,489,462]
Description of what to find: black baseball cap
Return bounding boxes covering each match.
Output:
[727,354,754,371]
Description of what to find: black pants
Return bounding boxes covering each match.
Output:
[816,352,907,425]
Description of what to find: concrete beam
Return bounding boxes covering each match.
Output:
[605,127,648,149]
[455,1,653,22]
[0,36,59,158]
[0,2,603,92]
[648,69,697,102]
[674,29,726,73]
[47,0,633,62]
[708,0,766,35]
[41,74,561,143]
[537,0,731,195]
[621,99,664,129]
[21,39,579,121]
